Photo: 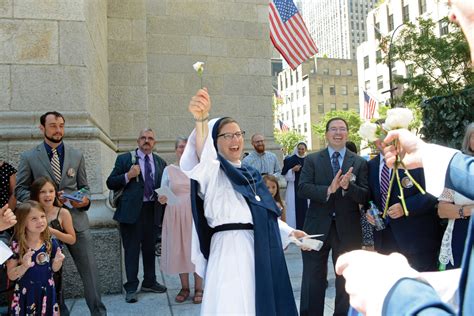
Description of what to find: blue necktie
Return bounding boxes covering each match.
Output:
[144,155,155,200]
[331,152,340,176]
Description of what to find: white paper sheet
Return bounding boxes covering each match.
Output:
[0,241,13,264]
[155,187,178,206]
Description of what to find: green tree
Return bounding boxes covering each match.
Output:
[274,130,306,156]
[383,17,473,108]
[312,110,363,149]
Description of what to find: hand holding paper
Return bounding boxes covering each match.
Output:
[155,187,178,206]
[289,234,323,251]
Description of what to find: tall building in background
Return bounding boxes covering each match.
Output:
[276,58,359,151]
[357,0,449,109]
[301,0,377,59]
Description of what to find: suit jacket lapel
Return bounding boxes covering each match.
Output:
[61,144,72,187]
[341,151,355,174]
[321,149,334,181]
[370,156,382,206]
[37,144,56,181]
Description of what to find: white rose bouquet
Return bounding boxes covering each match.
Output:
[359,108,425,217]
[193,61,205,136]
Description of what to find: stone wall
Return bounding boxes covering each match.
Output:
[0,0,278,299]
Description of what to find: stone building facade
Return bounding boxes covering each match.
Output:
[0,0,275,297]
[277,58,359,151]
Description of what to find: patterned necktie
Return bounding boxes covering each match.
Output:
[380,160,391,211]
[331,151,340,176]
[144,155,155,200]
[51,148,62,185]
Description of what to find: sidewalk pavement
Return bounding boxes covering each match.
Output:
[65,245,336,315]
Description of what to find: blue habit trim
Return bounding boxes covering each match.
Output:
[190,154,297,316]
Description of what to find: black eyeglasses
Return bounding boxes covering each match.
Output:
[217,131,246,141]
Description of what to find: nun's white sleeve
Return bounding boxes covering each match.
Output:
[278,219,294,249]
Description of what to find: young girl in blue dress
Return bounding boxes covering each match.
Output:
[6,201,65,315]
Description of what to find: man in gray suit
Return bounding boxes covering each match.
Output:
[298,117,369,316]
[16,111,107,316]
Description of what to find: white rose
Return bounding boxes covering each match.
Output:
[385,108,413,130]
[193,62,205,75]
[359,122,379,141]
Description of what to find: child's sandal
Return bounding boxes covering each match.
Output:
[175,288,190,303]
[193,289,203,304]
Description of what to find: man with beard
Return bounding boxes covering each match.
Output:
[106,128,167,303]
[242,133,281,175]
[15,111,107,316]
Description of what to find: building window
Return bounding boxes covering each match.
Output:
[330,103,336,111]
[304,123,308,133]
[342,103,349,111]
[302,86,306,97]
[353,85,358,96]
[388,14,394,32]
[285,73,288,88]
[341,85,348,95]
[377,75,384,90]
[286,111,289,120]
[297,107,300,117]
[296,90,299,100]
[297,125,301,133]
[318,104,324,113]
[323,68,329,75]
[419,0,427,14]
[439,20,449,36]
[295,70,299,82]
[374,22,381,40]
[290,72,293,86]
[346,69,352,76]
[317,85,323,95]
[335,69,341,76]
[403,5,410,23]
[376,50,382,63]
[330,86,336,95]
[303,104,307,115]
[354,104,360,113]
[365,80,371,90]
[271,59,283,77]
[364,56,369,69]
[291,93,294,102]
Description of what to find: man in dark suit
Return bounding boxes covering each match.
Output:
[367,142,440,272]
[106,128,167,303]
[298,117,369,316]
[16,111,107,316]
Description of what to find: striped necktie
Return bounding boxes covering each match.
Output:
[51,148,62,185]
[380,160,391,211]
[331,151,340,176]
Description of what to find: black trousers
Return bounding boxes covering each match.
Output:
[300,221,350,316]
[120,202,158,293]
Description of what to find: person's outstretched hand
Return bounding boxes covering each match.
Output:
[335,250,419,316]
[188,88,211,120]
[383,129,426,170]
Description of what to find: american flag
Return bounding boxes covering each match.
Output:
[363,91,377,120]
[279,119,290,132]
[269,0,318,70]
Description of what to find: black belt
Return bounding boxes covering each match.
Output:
[213,223,253,233]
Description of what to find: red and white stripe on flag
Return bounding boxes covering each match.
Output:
[363,91,377,120]
[269,0,318,70]
[279,119,290,132]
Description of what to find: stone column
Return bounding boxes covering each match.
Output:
[0,0,121,297]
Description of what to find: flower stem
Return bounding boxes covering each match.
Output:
[399,162,426,194]
[395,161,409,216]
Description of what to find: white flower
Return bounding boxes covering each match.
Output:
[193,62,205,75]
[384,108,414,130]
[359,122,379,141]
